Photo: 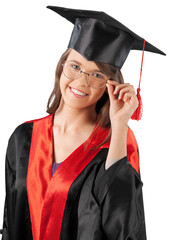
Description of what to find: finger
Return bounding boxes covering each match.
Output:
[106,83,118,101]
[107,80,120,86]
[107,80,132,96]
[118,87,136,99]
[123,92,139,106]
[107,80,130,89]
[122,92,134,102]
[114,84,135,95]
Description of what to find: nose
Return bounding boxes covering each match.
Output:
[78,71,89,87]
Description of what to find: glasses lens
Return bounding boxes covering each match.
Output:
[63,61,81,80]
[88,72,107,89]
[62,61,107,89]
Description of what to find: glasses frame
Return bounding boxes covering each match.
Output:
[61,60,109,89]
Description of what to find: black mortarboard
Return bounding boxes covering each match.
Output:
[46,5,166,69]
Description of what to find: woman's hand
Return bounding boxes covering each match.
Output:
[106,80,139,124]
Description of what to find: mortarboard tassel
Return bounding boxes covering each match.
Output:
[131,39,145,120]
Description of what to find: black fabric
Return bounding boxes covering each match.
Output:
[1,123,147,240]
[59,150,147,240]
[98,157,146,239]
[67,18,134,68]
[93,156,129,205]
[59,148,108,240]
[46,5,166,69]
[1,122,33,240]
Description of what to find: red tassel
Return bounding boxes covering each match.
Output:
[131,39,145,121]
[131,87,143,120]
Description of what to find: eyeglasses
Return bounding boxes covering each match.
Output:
[61,60,109,89]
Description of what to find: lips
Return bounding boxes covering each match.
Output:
[69,86,88,95]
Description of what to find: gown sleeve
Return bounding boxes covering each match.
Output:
[92,140,147,239]
[0,131,16,240]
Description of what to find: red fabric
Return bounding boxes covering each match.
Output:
[26,114,53,240]
[131,39,145,120]
[26,112,139,240]
[127,127,139,174]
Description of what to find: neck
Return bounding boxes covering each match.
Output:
[53,98,98,134]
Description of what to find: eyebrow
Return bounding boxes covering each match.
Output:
[69,60,103,73]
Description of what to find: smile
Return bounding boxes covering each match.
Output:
[69,86,88,97]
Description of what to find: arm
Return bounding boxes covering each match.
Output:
[105,120,128,170]
[101,157,147,239]
[93,80,146,239]
[93,129,147,239]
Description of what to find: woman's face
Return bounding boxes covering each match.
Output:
[59,49,109,111]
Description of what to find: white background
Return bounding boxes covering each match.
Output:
[0,0,170,239]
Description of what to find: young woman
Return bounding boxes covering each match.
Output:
[50,47,138,169]
[0,5,165,240]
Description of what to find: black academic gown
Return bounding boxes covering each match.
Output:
[0,113,147,240]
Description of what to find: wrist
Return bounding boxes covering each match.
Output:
[110,119,128,130]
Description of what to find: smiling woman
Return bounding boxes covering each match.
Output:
[0,4,166,240]
[46,47,124,150]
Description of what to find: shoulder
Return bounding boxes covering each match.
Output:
[7,113,53,153]
[5,113,53,172]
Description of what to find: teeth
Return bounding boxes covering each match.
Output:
[71,87,87,96]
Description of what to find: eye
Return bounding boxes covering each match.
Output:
[93,73,103,78]
[72,64,80,70]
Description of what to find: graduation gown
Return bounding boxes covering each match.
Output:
[0,111,147,240]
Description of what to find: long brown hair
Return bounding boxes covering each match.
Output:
[46,48,125,151]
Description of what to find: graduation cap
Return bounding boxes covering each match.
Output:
[46,5,166,120]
